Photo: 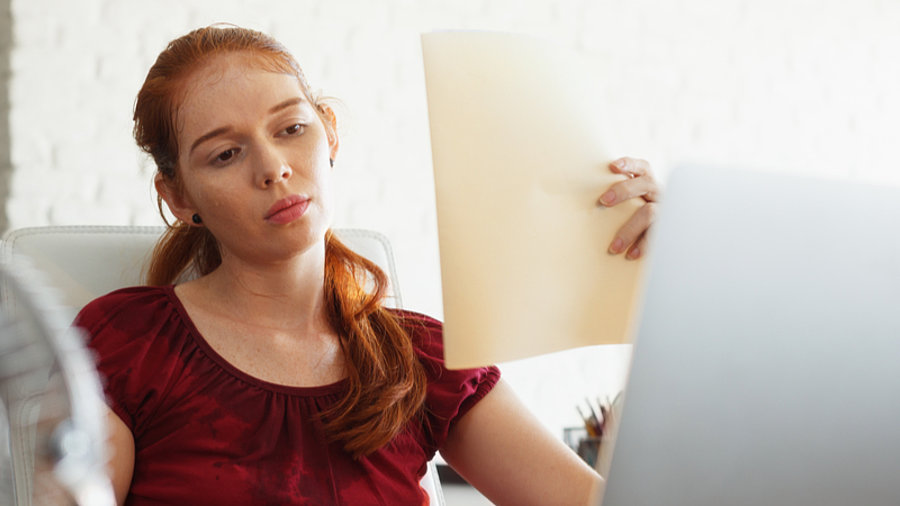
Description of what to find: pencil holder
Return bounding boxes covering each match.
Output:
[564,427,603,468]
[576,436,602,468]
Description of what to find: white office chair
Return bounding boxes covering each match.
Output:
[0,225,445,506]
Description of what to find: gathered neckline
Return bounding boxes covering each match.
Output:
[160,284,349,397]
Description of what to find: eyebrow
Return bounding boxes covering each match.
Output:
[188,97,307,155]
[189,126,233,155]
[268,97,305,115]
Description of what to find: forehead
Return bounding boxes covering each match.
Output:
[175,53,308,134]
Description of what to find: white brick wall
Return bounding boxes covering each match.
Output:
[5,0,900,437]
[0,0,10,233]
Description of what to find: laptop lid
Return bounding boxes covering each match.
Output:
[601,166,900,506]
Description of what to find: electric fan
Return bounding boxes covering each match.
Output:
[0,258,115,505]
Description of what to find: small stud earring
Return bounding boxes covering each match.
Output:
[192,214,202,225]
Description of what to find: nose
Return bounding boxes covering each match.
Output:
[262,165,292,187]
[255,144,292,188]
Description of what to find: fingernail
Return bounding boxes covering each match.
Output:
[609,238,624,254]
[614,159,626,169]
[627,247,641,260]
[600,190,616,206]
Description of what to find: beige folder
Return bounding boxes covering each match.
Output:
[422,31,645,369]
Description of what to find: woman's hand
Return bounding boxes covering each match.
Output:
[597,156,661,260]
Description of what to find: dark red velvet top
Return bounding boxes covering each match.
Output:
[77,286,500,505]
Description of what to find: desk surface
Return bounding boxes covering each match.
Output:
[441,483,494,506]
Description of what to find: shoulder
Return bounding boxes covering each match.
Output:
[387,309,501,452]
[387,307,501,394]
[386,308,501,382]
[76,285,175,333]
[76,285,195,433]
[75,285,187,368]
[387,308,444,366]
[388,308,442,340]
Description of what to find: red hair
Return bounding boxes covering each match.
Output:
[134,25,426,457]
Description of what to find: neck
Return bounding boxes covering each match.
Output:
[193,241,331,334]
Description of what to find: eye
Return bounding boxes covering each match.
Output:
[215,148,240,164]
[283,123,305,136]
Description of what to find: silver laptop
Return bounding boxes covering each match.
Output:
[601,166,900,506]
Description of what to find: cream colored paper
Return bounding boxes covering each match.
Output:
[422,31,644,369]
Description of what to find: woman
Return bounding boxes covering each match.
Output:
[77,26,660,505]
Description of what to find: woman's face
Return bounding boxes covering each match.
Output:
[164,52,338,267]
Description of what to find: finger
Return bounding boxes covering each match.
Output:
[597,176,661,206]
[625,233,649,261]
[608,203,656,256]
[609,157,652,178]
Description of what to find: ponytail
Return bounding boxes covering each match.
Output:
[146,221,220,286]
[322,231,427,457]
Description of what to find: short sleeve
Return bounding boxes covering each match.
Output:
[75,286,186,437]
[393,310,501,454]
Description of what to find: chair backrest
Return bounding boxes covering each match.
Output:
[0,226,404,318]
[0,225,444,506]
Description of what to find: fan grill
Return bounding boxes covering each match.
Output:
[0,260,114,506]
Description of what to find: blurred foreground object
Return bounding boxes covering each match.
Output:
[599,166,900,506]
[0,258,115,506]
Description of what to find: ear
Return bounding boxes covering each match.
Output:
[155,174,199,226]
[318,104,340,162]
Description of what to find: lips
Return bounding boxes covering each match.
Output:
[264,195,310,224]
